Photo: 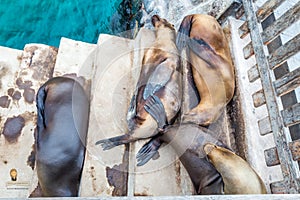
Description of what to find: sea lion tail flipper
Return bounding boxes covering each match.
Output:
[176,15,194,52]
[144,95,168,130]
[95,134,133,150]
[136,135,162,166]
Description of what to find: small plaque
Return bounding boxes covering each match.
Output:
[6,181,29,190]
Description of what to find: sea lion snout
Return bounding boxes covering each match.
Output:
[203,143,217,156]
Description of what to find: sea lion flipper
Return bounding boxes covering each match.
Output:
[144,95,168,129]
[136,136,162,166]
[187,38,224,68]
[95,134,133,150]
[136,95,167,166]
[176,15,194,52]
[127,94,137,124]
[143,62,173,100]
[36,85,47,128]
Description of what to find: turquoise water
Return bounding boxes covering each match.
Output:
[0,0,122,50]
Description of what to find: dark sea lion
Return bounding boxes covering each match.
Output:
[176,14,235,126]
[137,95,224,194]
[204,143,267,194]
[96,15,181,150]
[137,95,266,194]
[35,77,90,197]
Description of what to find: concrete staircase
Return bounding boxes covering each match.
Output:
[0,24,240,197]
[1,1,298,196]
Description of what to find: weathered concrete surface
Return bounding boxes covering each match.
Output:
[0,44,57,198]
[9,194,300,200]
[53,37,97,80]
[80,34,135,197]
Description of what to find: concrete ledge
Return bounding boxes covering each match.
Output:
[12,194,300,200]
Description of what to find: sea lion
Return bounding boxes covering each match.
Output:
[176,14,235,126]
[137,95,224,194]
[95,15,181,150]
[204,143,267,194]
[35,77,90,197]
[137,95,266,194]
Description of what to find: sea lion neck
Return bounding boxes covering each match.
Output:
[154,28,176,44]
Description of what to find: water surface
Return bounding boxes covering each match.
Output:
[0,0,122,49]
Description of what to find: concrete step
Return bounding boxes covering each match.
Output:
[0,44,57,198]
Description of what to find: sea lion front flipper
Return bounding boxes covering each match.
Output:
[136,135,162,166]
[127,94,137,130]
[144,95,168,130]
[187,38,226,68]
[136,95,167,166]
[95,134,134,150]
[176,15,194,52]
[143,61,173,100]
[36,85,47,129]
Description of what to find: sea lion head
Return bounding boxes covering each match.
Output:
[151,15,175,30]
[204,143,233,161]
[203,143,267,194]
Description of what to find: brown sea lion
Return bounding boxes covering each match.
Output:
[35,77,90,197]
[96,15,181,150]
[204,143,267,194]
[176,14,235,126]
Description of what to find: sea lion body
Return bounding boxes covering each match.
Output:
[159,124,225,194]
[35,77,89,197]
[128,15,181,138]
[204,143,267,194]
[96,15,181,149]
[177,14,235,126]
